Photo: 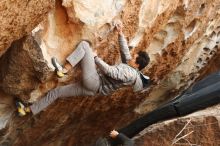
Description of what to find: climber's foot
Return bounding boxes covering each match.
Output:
[15,99,30,117]
[56,70,65,78]
[51,57,67,78]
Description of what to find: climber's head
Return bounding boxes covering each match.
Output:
[129,51,150,70]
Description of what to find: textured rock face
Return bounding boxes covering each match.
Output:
[0,91,13,130]
[62,0,126,28]
[134,105,220,146]
[0,36,51,99]
[0,0,55,56]
[0,0,220,146]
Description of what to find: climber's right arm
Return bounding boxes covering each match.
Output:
[94,56,116,76]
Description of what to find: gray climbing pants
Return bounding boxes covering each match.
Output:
[30,41,101,115]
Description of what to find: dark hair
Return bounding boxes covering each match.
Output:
[135,51,150,70]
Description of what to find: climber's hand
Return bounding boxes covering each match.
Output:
[110,130,119,139]
[115,21,123,35]
[93,50,98,58]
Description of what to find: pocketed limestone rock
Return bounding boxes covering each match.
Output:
[0,36,51,100]
[0,0,55,57]
[0,0,220,146]
[134,105,220,146]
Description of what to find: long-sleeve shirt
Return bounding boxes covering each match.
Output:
[95,133,134,146]
[118,33,132,63]
[115,133,134,146]
[95,33,144,95]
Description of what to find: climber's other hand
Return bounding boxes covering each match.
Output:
[110,130,119,138]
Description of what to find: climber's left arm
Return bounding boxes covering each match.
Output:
[116,22,132,64]
[110,130,134,146]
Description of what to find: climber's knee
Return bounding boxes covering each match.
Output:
[78,40,91,48]
[84,89,96,96]
[78,41,93,55]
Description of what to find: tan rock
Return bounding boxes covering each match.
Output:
[134,105,220,146]
[62,0,126,28]
[0,0,55,56]
[0,91,13,130]
[0,36,51,100]
[0,0,219,146]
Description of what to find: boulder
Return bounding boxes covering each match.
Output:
[0,0,220,145]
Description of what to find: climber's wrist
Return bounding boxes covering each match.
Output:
[118,30,123,35]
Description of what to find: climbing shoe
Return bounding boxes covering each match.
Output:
[51,57,65,78]
[15,100,30,117]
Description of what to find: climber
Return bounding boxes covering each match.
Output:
[95,130,134,146]
[16,21,151,116]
